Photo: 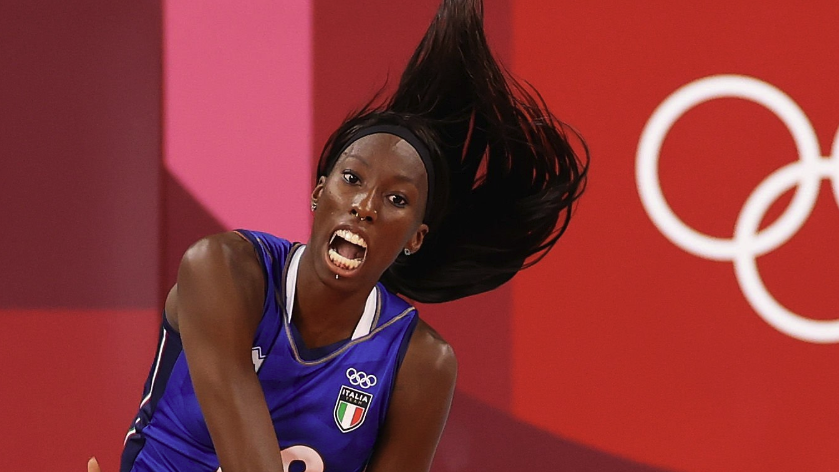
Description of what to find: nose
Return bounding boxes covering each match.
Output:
[351,193,378,223]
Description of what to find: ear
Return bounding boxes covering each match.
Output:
[311,176,326,202]
[405,223,429,254]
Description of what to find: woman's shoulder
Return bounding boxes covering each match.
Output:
[232,229,298,266]
[405,318,457,379]
[376,290,455,370]
[183,231,263,274]
[166,231,265,331]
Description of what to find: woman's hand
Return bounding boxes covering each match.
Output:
[87,457,101,472]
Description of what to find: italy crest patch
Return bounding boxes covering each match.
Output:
[334,385,373,433]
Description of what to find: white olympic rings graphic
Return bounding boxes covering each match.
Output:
[346,368,377,388]
[637,74,839,344]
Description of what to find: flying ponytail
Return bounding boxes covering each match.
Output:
[317,0,589,303]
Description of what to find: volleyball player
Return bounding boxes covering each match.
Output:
[103,0,588,470]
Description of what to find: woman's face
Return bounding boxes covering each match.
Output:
[308,133,429,289]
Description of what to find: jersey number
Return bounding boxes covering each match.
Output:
[216,444,324,472]
[282,445,325,472]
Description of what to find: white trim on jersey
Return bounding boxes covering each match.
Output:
[124,328,168,445]
[284,244,305,323]
[350,291,377,340]
[139,329,168,409]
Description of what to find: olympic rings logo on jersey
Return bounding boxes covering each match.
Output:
[346,367,377,389]
[637,74,839,344]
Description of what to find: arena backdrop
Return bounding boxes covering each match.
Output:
[1,0,837,470]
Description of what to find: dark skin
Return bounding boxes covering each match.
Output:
[90,134,457,472]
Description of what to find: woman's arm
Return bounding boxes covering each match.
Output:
[176,232,283,472]
[365,320,457,472]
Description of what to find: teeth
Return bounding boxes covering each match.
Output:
[327,229,367,272]
[329,249,362,270]
[334,229,367,248]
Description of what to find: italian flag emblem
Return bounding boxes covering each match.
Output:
[334,385,373,433]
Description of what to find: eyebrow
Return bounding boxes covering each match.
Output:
[343,153,424,188]
[344,153,370,166]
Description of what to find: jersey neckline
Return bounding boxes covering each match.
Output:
[280,244,382,365]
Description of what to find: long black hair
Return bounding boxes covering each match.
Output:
[317,0,588,303]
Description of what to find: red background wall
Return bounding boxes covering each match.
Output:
[0,0,162,470]
[2,1,837,471]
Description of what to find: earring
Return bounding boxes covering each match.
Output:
[403,248,412,256]
[311,201,317,211]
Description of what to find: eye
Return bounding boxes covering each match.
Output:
[388,194,408,208]
[342,170,360,185]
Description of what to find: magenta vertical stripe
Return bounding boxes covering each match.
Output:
[163,0,313,242]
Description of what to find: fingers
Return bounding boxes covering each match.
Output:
[87,457,101,472]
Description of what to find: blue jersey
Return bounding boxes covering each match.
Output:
[121,230,419,472]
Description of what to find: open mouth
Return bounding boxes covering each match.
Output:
[328,229,367,271]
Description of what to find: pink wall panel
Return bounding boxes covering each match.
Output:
[163,0,312,245]
[510,1,839,471]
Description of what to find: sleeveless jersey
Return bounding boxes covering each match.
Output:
[121,230,419,472]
